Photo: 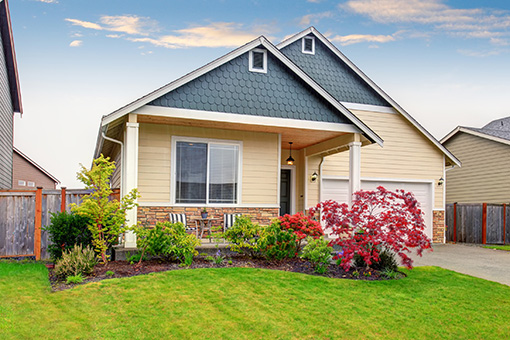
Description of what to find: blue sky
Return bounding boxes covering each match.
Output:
[9,0,510,187]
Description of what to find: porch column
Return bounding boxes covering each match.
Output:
[123,121,139,248]
[348,140,361,206]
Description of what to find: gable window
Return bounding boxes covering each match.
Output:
[302,36,315,55]
[27,181,35,187]
[18,180,26,186]
[249,49,267,73]
[173,138,241,205]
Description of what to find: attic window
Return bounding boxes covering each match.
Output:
[302,36,315,55]
[249,49,267,73]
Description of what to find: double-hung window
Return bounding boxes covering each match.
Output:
[173,138,240,205]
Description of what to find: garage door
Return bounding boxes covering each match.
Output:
[321,179,433,240]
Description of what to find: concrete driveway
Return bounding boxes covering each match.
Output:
[412,243,510,286]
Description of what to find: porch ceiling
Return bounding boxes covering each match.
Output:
[137,114,351,150]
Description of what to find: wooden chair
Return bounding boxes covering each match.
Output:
[169,213,197,236]
[223,213,242,232]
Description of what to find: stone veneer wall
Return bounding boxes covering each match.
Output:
[138,206,280,228]
[432,210,445,243]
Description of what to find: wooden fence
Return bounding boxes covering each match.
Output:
[0,187,120,260]
[446,203,510,244]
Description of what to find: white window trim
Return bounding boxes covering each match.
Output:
[27,181,35,187]
[249,48,267,73]
[302,36,315,55]
[171,136,243,206]
[18,180,26,186]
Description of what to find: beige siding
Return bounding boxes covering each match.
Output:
[444,132,510,203]
[110,144,122,189]
[321,110,444,209]
[138,123,279,204]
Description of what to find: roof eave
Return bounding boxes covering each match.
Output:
[13,147,60,184]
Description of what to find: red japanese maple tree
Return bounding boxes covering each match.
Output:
[279,212,324,251]
[310,186,432,271]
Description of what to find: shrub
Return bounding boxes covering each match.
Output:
[66,274,84,284]
[353,248,398,272]
[258,221,297,261]
[54,244,97,279]
[105,270,115,277]
[223,216,261,257]
[126,252,148,264]
[44,211,93,260]
[135,222,201,265]
[279,212,323,251]
[311,186,431,271]
[300,236,333,274]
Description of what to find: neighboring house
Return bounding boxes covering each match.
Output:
[441,116,510,204]
[94,27,460,247]
[0,0,22,189]
[12,147,59,190]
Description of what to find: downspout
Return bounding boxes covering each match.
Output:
[101,132,124,198]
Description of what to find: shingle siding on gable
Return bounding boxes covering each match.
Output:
[148,49,350,124]
[0,30,13,189]
[280,35,390,107]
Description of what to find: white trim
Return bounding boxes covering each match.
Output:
[249,48,267,73]
[341,102,397,114]
[433,208,446,211]
[281,164,296,215]
[302,36,315,55]
[277,27,460,167]
[171,135,242,205]
[138,202,279,208]
[348,141,361,206]
[132,105,362,134]
[441,126,510,147]
[123,122,139,247]
[17,180,25,186]
[304,153,308,211]
[99,35,383,147]
[277,134,281,207]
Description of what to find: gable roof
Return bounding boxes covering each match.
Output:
[0,0,21,114]
[100,35,383,147]
[13,147,60,184]
[277,27,460,167]
[441,116,510,147]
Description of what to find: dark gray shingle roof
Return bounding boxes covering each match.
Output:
[463,116,510,141]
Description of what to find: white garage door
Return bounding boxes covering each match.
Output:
[321,179,433,240]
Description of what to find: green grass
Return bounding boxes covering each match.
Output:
[1,261,510,339]
[483,244,510,251]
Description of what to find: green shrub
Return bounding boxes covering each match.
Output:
[127,252,147,264]
[105,270,115,277]
[300,236,333,274]
[135,222,201,265]
[66,274,84,284]
[44,211,93,260]
[223,216,261,257]
[353,248,398,272]
[54,244,97,279]
[258,221,297,261]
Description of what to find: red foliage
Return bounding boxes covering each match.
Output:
[279,212,324,250]
[310,186,432,271]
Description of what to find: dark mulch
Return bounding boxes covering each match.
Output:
[48,255,404,292]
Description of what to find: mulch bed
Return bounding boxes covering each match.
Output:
[48,255,404,292]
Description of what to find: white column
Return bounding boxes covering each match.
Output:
[123,122,139,248]
[348,141,361,206]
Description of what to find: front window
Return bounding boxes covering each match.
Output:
[174,139,240,204]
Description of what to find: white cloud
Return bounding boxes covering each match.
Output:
[106,34,124,39]
[69,40,82,47]
[36,0,58,3]
[65,15,158,36]
[129,22,269,49]
[330,33,395,45]
[342,0,510,45]
[299,12,333,26]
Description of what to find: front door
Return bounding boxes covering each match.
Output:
[280,169,291,216]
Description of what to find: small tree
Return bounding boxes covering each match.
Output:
[278,212,323,251]
[311,186,431,271]
[72,154,139,264]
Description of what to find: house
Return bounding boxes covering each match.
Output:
[12,147,60,190]
[441,117,510,204]
[0,0,22,189]
[93,27,460,247]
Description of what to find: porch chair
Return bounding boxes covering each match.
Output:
[223,213,242,232]
[169,213,197,236]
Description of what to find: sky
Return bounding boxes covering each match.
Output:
[9,0,510,188]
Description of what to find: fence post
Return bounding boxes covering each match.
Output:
[60,187,67,212]
[482,203,487,245]
[453,202,457,243]
[34,187,43,260]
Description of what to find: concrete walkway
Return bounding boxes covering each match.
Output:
[412,243,510,286]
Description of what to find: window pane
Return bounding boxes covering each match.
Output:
[175,142,207,204]
[209,144,238,204]
[252,51,264,69]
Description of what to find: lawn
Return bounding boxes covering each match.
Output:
[1,262,509,339]
[483,245,510,251]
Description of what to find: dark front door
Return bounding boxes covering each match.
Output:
[280,169,291,216]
